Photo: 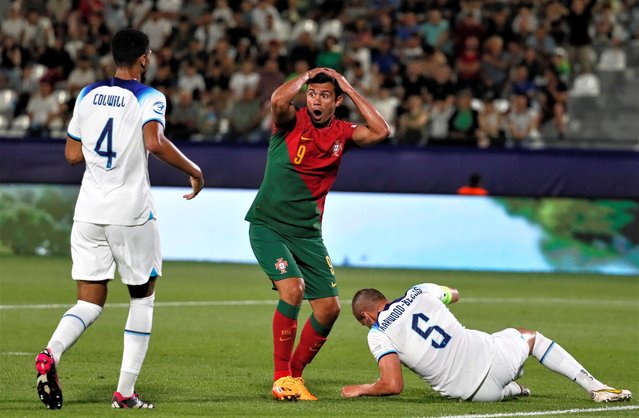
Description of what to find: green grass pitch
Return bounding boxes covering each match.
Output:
[0,255,637,417]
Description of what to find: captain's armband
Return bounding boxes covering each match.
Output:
[439,286,453,305]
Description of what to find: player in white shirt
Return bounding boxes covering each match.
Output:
[34,29,204,410]
[342,283,631,403]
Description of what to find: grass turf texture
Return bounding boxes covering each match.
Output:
[0,255,637,417]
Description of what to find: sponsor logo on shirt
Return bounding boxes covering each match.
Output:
[301,135,313,141]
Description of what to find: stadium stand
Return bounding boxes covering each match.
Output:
[0,0,637,150]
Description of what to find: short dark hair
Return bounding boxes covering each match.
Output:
[307,72,343,98]
[351,288,387,318]
[112,29,149,68]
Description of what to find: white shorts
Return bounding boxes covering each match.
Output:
[71,219,162,285]
[471,328,530,402]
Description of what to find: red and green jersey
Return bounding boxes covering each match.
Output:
[246,108,357,238]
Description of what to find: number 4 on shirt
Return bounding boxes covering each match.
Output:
[94,118,117,168]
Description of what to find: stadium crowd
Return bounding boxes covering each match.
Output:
[0,0,637,147]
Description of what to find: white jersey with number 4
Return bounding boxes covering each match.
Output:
[67,78,166,225]
[367,283,495,400]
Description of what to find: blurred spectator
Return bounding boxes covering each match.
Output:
[22,8,56,53]
[67,55,97,97]
[126,0,153,28]
[177,61,206,95]
[224,87,266,143]
[38,37,74,80]
[400,59,429,102]
[509,64,537,99]
[370,85,400,139]
[484,4,516,45]
[550,47,571,81]
[2,4,27,41]
[477,97,506,148]
[46,0,73,24]
[455,36,482,95]
[597,37,627,71]
[257,58,285,103]
[566,0,597,74]
[229,60,260,100]
[26,80,60,137]
[371,36,399,76]
[457,173,489,195]
[289,31,319,72]
[447,89,480,146]
[454,9,485,54]
[427,97,455,142]
[166,89,199,140]
[527,24,557,58]
[86,12,112,56]
[396,95,428,146]
[421,8,451,54]
[520,46,545,84]
[1,36,28,88]
[480,35,509,99]
[512,4,538,38]
[537,68,568,139]
[140,7,173,51]
[426,64,457,105]
[103,0,128,34]
[506,93,538,147]
[316,35,344,72]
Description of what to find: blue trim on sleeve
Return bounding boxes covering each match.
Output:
[143,118,165,128]
[376,350,398,362]
[150,267,158,278]
[67,132,81,141]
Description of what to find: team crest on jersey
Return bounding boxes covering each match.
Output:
[331,141,343,157]
[152,101,165,115]
[274,258,288,274]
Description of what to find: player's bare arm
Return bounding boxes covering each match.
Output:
[270,67,325,125]
[65,136,84,165]
[321,68,390,147]
[341,353,404,397]
[143,121,204,199]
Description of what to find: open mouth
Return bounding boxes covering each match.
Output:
[312,110,322,117]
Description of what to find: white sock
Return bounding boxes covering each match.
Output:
[532,331,605,392]
[47,300,103,364]
[117,293,154,398]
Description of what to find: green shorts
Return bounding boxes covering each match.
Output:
[248,223,338,299]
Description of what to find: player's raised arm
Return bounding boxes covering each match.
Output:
[321,68,390,147]
[143,120,204,199]
[341,353,404,397]
[270,67,325,125]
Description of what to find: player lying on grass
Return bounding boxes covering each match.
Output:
[342,283,632,403]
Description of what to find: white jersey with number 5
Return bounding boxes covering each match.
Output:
[367,283,495,400]
[67,78,166,225]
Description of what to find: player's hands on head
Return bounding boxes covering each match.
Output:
[183,173,204,200]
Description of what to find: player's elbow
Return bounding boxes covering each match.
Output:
[65,154,83,165]
[65,149,83,165]
[384,379,403,395]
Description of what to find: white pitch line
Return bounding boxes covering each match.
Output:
[1,352,32,356]
[438,405,639,418]
[0,297,636,311]
[0,300,278,310]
